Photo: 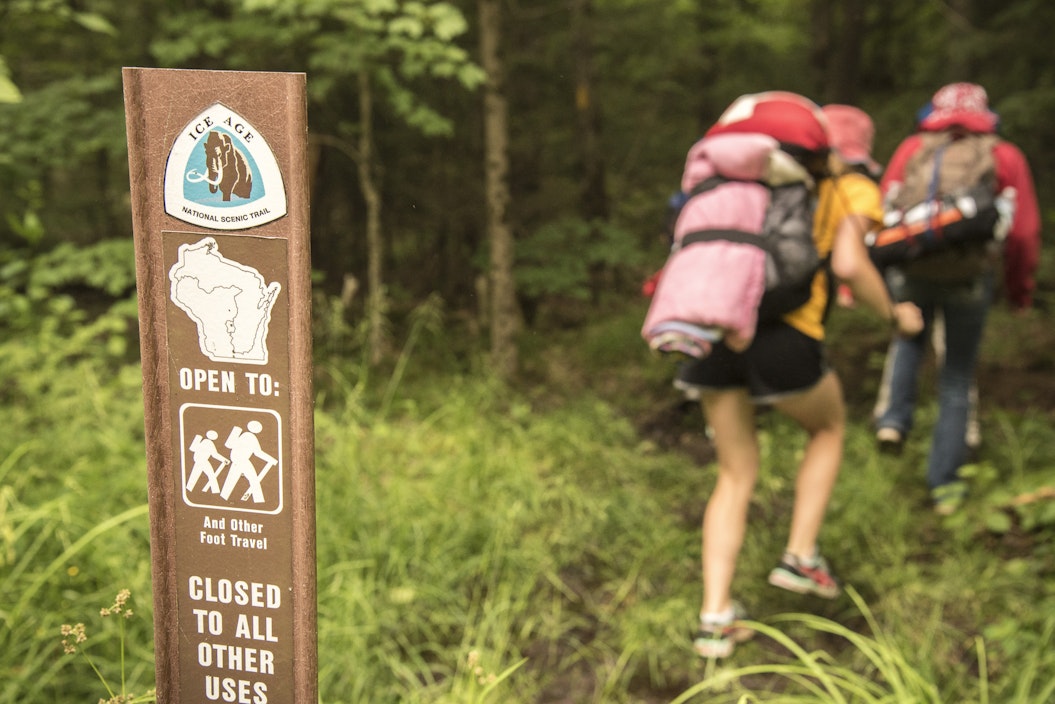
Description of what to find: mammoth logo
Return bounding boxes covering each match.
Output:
[164,103,286,230]
[186,130,253,202]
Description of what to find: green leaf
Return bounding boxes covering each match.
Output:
[389,17,425,38]
[985,509,1013,534]
[429,3,469,40]
[0,76,21,104]
[72,12,118,36]
[0,58,21,104]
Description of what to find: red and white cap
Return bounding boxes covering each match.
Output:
[706,91,829,153]
[919,82,999,133]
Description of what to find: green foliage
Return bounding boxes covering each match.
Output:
[59,590,156,703]
[312,360,704,702]
[0,239,136,356]
[0,70,129,243]
[4,0,116,33]
[3,181,45,244]
[0,57,20,104]
[3,284,1055,701]
[670,589,948,704]
[515,217,649,301]
[0,1,132,246]
[149,9,316,70]
[0,0,117,94]
[0,498,153,704]
[0,295,152,703]
[7,0,1055,310]
[151,0,484,137]
[957,409,1055,536]
[0,71,126,169]
[3,1,1055,700]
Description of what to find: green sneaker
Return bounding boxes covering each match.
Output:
[692,603,754,659]
[932,481,968,516]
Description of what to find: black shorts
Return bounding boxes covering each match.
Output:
[675,323,829,404]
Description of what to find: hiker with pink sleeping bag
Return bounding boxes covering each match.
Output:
[641,92,922,659]
[642,130,819,356]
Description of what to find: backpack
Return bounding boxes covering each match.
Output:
[867,132,1013,275]
[641,132,823,358]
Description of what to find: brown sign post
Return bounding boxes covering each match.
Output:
[123,68,317,703]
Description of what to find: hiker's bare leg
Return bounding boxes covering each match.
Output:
[772,371,846,559]
[699,388,758,615]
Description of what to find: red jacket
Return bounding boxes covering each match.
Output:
[881,132,1041,308]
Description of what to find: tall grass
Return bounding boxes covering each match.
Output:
[0,371,154,702]
[3,291,1055,702]
[669,588,948,704]
[312,364,706,702]
[669,592,1055,704]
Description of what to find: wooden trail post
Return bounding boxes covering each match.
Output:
[123,68,317,703]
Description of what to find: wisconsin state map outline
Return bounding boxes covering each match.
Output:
[169,237,282,365]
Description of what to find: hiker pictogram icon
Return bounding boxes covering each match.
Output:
[219,420,277,503]
[179,404,283,514]
[187,430,227,494]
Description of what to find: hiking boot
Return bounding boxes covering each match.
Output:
[932,481,968,516]
[768,552,841,599]
[692,603,754,659]
[876,427,904,455]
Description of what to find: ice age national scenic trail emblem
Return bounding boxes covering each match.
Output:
[164,103,287,230]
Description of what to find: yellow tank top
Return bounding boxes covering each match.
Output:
[782,172,882,340]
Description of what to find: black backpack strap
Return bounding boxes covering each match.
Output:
[686,175,729,197]
[686,175,768,197]
[679,229,768,249]
[678,177,812,253]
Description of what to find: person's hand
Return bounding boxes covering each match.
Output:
[892,301,924,337]
[836,284,855,308]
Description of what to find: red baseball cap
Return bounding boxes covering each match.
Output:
[706,91,829,153]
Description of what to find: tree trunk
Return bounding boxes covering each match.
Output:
[810,0,867,103]
[571,0,610,301]
[694,5,729,131]
[479,0,519,379]
[358,67,386,365]
[571,0,608,222]
[809,0,834,99]
[945,0,974,78]
[831,0,865,102]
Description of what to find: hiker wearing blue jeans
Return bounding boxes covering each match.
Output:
[873,83,1041,514]
[877,269,993,505]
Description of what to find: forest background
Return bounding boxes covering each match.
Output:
[2,1,1055,702]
